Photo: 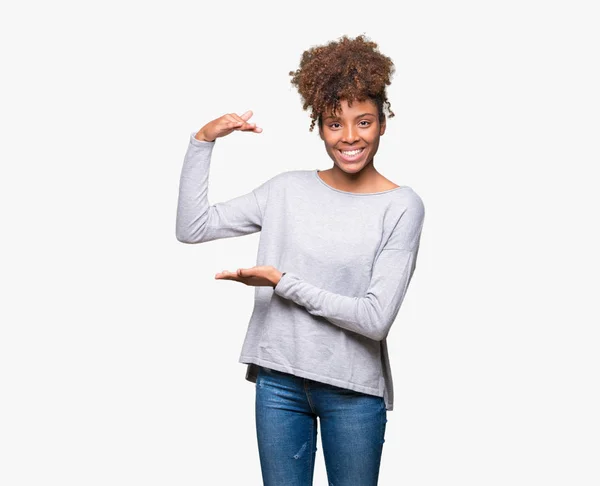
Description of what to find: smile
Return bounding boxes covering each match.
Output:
[337,148,365,162]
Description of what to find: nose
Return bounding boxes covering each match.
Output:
[341,125,360,143]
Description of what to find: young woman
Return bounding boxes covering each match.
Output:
[176,34,425,486]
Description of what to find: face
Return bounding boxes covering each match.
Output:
[318,98,386,174]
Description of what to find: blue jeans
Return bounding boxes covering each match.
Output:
[255,365,387,486]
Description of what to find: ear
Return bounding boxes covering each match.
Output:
[379,118,387,136]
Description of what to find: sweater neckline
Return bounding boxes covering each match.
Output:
[313,170,407,196]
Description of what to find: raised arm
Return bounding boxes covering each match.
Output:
[175,135,270,243]
[273,197,425,341]
[176,111,269,244]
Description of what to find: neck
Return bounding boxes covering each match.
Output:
[326,161,381,191]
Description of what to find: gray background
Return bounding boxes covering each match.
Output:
[1,0,598,484]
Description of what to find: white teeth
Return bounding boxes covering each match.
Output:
[341,149,363,155]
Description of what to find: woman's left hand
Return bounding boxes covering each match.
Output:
[215,265,283,288]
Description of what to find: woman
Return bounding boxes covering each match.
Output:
[176,34,425,486]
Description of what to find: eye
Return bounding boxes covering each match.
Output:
[359,120,371,127]
[329,122,341,129]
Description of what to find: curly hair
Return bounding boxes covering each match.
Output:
[289,34,396,132]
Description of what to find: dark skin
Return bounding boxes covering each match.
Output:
[317,98,399,193]
[207,99,398,289]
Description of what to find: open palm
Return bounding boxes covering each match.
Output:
[214,265,282,288]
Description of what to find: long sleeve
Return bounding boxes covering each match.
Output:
[273,198,425,341]
[176,131,271,244]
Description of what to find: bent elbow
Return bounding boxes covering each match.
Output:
[355,317,389,342]
[369,325,389,342]
[360,302,392,341]
[175,228,202,244]
[176,219,210,243]
[365,309,394,341]
[175,227,191,243]
[176,234,192,244]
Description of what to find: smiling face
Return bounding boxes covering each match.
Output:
[318,98,386,174]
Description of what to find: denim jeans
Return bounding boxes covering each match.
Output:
[255,365,387,486]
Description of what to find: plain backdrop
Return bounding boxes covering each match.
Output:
[1,0,599,485]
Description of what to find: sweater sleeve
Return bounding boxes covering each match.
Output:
[273,197,425,341]
[176,131,270,244]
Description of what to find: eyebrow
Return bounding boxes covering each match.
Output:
[323,113,377,121]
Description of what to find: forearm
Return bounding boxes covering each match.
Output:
[273,250,417,341]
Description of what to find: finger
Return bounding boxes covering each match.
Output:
[237,121,257,131]
[240,110,253,121]
[219,119,244,133]
[230,113,256,131]
[223,115,244,126]
[241,126,263,134]
[224,114,240,123]
[215,271,238,280]
[222,115,245,130]
[229,113,248,124]
[225,121,243,130]
[236,121,260,132]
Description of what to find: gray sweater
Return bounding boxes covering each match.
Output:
[176,132,425,411]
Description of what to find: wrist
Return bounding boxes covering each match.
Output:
[273,271,286,289]
[194,130,214,142]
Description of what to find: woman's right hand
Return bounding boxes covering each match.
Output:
[194,110,263,142]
